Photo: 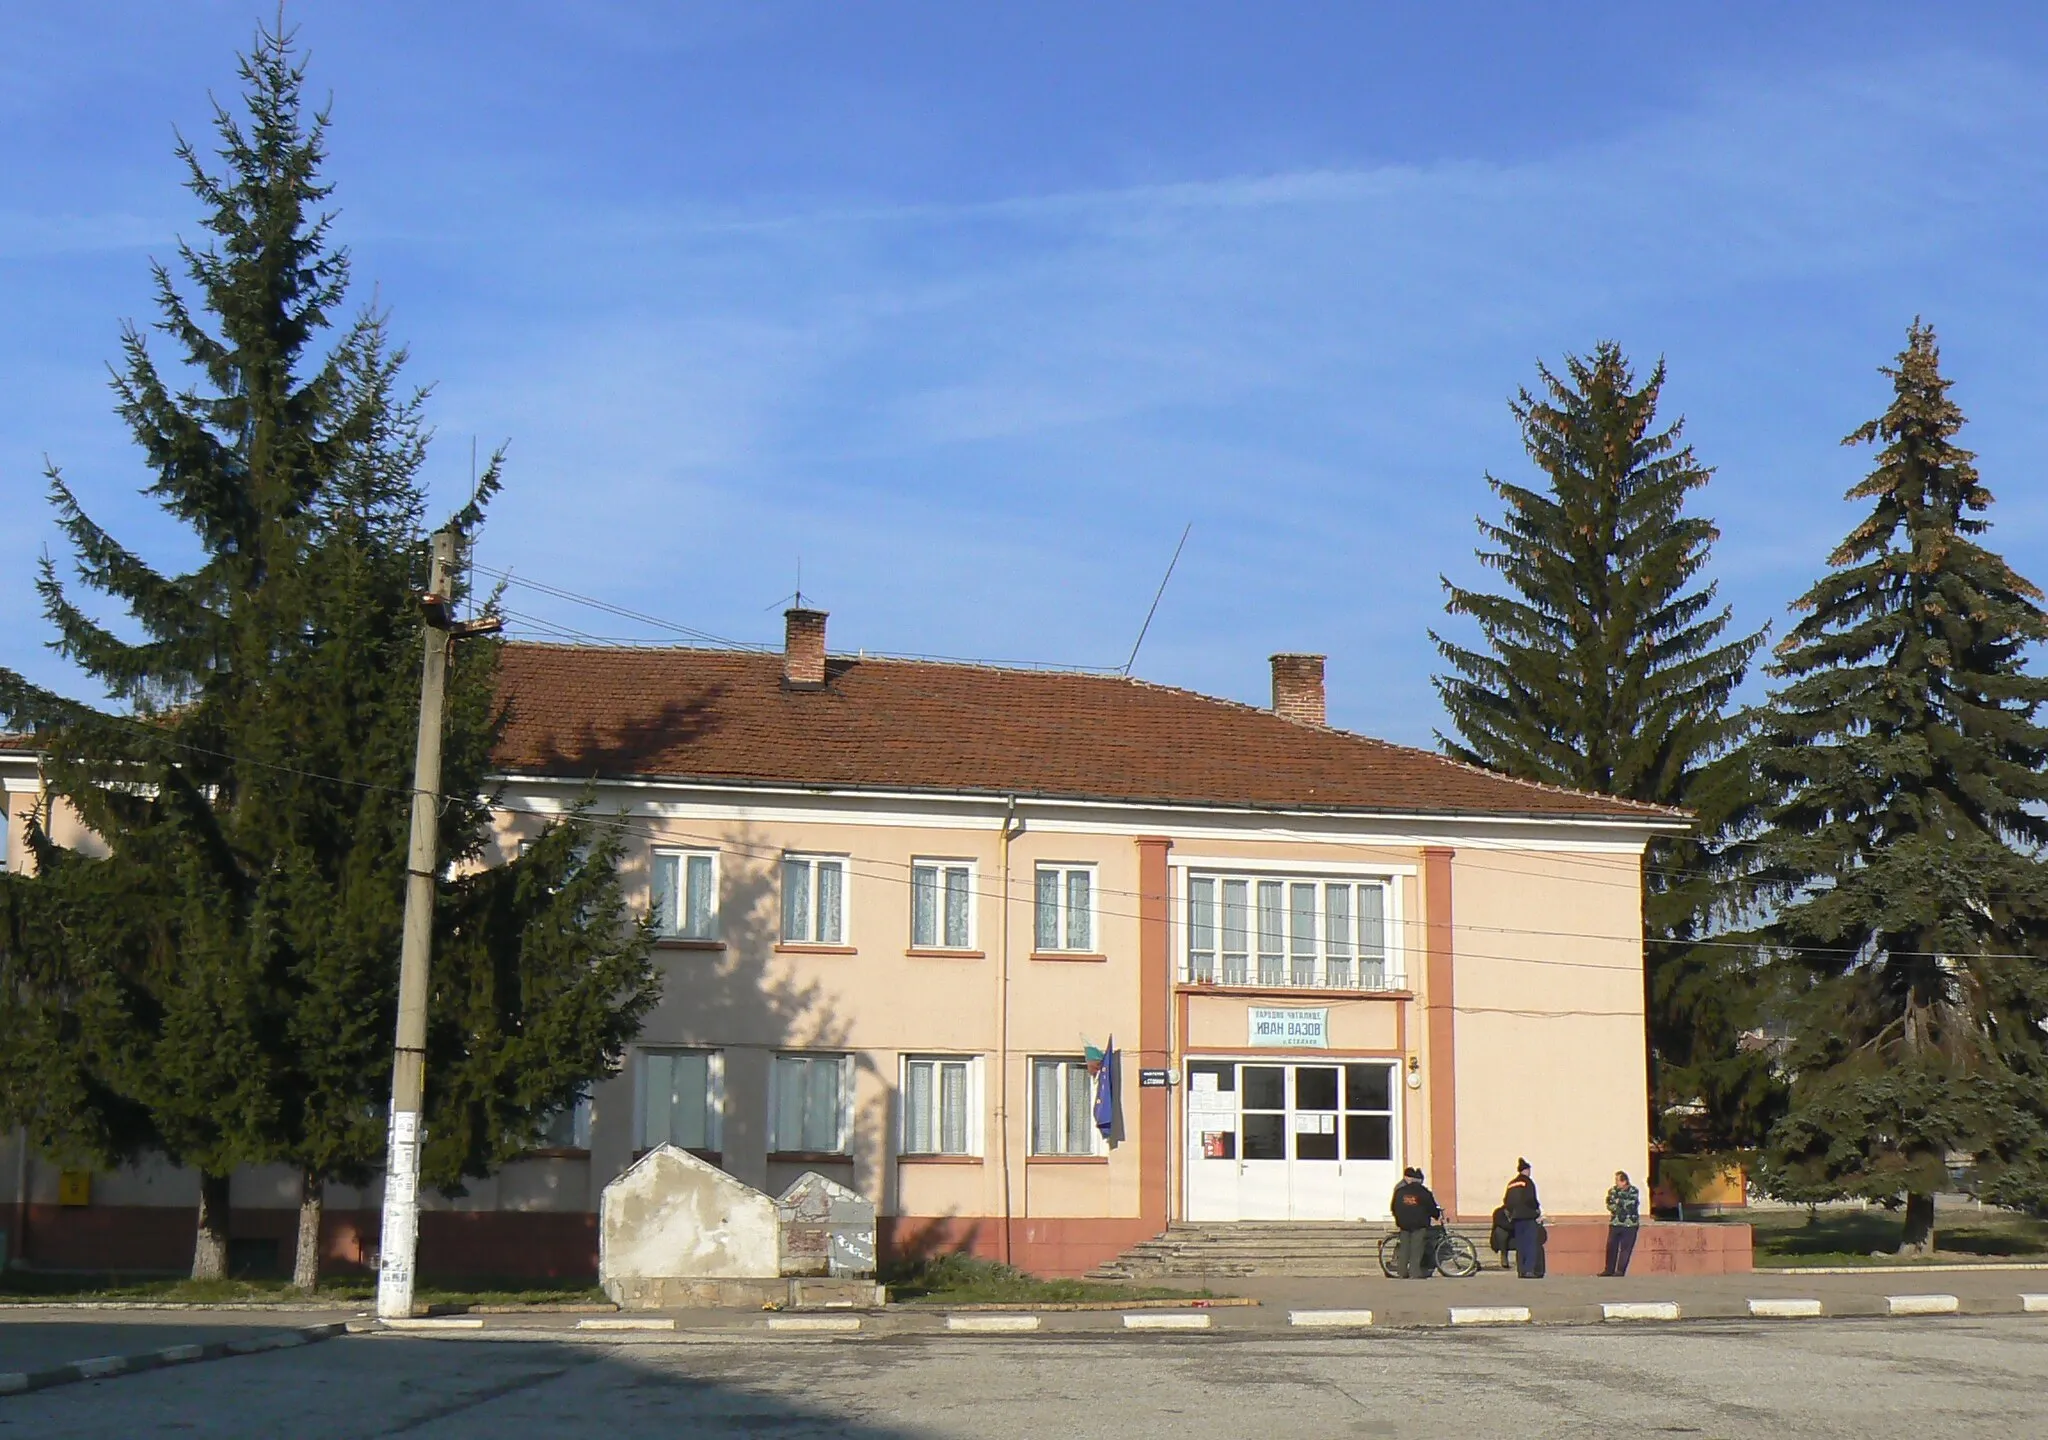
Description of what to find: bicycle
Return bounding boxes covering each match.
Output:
[1377,1223,1481,1278]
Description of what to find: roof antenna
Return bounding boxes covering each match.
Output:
[795,556,802,611]
[1123,521,1191,676]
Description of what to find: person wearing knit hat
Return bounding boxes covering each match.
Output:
[1502,1159,1544,1278]
[1389,1167,1441,1279]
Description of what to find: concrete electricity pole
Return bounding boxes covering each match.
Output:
[375,531,488,1321]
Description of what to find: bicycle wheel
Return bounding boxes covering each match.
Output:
[1377,1232,1400,1278]
[1435,1232,1481,1278]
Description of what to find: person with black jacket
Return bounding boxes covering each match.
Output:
[1502,1158,1544,1278]
[1389,1167,1441,1278]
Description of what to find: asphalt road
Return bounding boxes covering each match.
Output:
[6,1319,2047,1438]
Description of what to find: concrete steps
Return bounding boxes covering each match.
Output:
[1089,1222,1496,1280]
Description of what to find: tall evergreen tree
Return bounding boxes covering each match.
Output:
[1432,343,1777,1155]
[1749,321,2048,1254]
[0,26,658,1287]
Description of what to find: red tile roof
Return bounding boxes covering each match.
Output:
[493,644,1682,823]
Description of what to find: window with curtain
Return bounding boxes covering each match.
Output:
[903,1056,977,1156]
[1033,865,1095,952]
[781,855,847,944]
[651,850,719,939]
[911,859,975,949]
[1030,1057,1100,1155]
[1184,874,1396,990]
[771,1053,849,1154]
[537,1090,592,1151]
[637,1050,720,1152]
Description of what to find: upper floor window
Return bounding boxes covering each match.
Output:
[781,854,847,945]
[638,1048,723,1153]
[903,1055,979,1157]
[1184,874,1395,991]
[772,1052,852,1154]
[652,849,719,940]
[911,859,975,949]
[1034,864,1095,952]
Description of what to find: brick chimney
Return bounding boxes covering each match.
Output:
[1270,653,1326,726]
[783,608,828,689]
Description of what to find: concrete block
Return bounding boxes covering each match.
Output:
[1123,1312,1212,1330]
[601,1145,780,1299]
[381,1317,486,1330]
[576,1317,676,1331]
[1449,1306,1531,1325]
[1602,1302,1680,1322]
[1748,1298,1823,1318]
[1288,1309,1375,1328]
[947,1314,1041,1332]
[2020,1294,2048,1314]
[1886,1294,1959,1316]
[766,1315,861,1333]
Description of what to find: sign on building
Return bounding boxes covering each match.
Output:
[1248,1006,1328,1048]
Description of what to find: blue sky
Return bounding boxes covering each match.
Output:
[6,2,2048,747]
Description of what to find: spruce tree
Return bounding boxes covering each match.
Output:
[1431,343,1776,1155]
[0,26,657,1287]
[1749,321,2048,1254]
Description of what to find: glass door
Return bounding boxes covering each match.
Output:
[1236,1065,1291,1219]
[1339,1062,1400,1220]
[1290,1065,1345,1219]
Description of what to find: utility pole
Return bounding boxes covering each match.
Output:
[375,531,496,1321]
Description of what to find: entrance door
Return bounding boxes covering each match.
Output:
[1339,1062,1401,1220]
[1289,1065,1345,1219]
[1183,1058,1404,1222]
[1236,1065,1291,1219]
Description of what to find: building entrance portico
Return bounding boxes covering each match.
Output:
[1182,1057,1401,1221]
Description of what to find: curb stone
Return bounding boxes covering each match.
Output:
[0,1322,346,1399]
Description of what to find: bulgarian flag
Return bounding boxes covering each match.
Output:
[1086,1039,1118,1140]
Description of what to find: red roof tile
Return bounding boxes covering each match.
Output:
[492,644,1682,823]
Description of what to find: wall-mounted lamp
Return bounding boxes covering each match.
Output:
[1405,1056,1423,1090]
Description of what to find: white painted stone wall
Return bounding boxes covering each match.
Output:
[599,1145,779,1286]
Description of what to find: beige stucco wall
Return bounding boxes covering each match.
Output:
[1448,846,1649,1219]
[597,815,1148,1225]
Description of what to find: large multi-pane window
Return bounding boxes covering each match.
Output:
[651,849,719,940]
[902,1056,978,1156]
[781,855,847,945]
[1030,1057,1101,1156]
[1033,865,1095,952]
[911,859,975,949]
[637,1050,722,1153]
[1184,874,1395,990]
[772,1053,851,1154]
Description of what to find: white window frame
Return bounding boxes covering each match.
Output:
[635,1047,725,1154]
[1029,1056,1103,1156]
[900,1054,983,1158]
[1180,871,1403,991]
[651,847,721,941]
[769,1051,855,1155]
[910,857,978,950]
[1033,863,1098,953]
[780,853,849,945]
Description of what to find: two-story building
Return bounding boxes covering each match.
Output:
[1,610,1744,1279]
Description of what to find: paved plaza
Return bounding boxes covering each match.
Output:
[5,1303,2048,1438]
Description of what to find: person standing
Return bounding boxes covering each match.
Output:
[1389,1167,1441,1279]
[1503,1158,1544,1278]
[1602,1171,1642,1276]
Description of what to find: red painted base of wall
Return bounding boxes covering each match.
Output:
[881,1216,1160,1279]
[15,1205,597,1280]
[1529,1221,1752,1276]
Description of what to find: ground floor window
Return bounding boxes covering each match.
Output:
[903,1055,978,1156]
[1030,1057,1100,1156]
[772,1052,852,1154]
[638,1049,722,1152]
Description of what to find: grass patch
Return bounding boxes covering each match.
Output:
[0,1271,608,1307]
[1722,1207,2048,1266]
[883,1253,1211,1306]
